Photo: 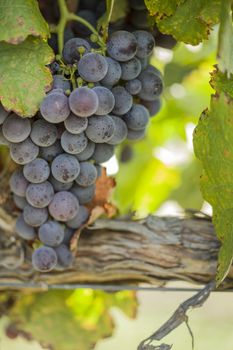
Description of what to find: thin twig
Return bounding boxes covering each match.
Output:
[138,281,216,350]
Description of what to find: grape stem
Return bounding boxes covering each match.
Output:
[55,0,105,55]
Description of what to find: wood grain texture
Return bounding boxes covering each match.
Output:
[0,206,233,289]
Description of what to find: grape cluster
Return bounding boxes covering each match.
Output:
[1,28,163,273]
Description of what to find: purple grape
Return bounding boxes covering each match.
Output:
[15,214,36,240]
[62,38,91,64]
[92,86,115,115]
[40,92,70,123]
[61,130,88,154]
[120,57,141,80]
[49,176,73,192]
[23,205,48,227]
[38,221,65,247]
[10,168,29,197]
[127,128,146,140]
[13,194,27,210]
[66,205,89,229]
[112,86,133,115]
[32,246,57,272]
[71,184,95,204]
[10,138,39,165]
[55,244,73,268]
[123,104,149,130]
[107,115,128,145]
[133,30,155,58]
[64,113,88,134]
[51,154,80,183]
[26,181,54,208]
[125,79,142,95]
[101,57,122,87]
[53,75,71,92]
[78,53,108,82]
[30,119,58,147]
[107,31,137,62]
[3,114,31,143]
[76,140,95,161]
[69,87,99,117]
[75,162,97,187]
[86,116,115,143]
[92,143,115,163]
[49,191,79,222]
[23,158,50,183]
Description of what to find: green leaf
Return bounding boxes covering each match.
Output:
[193,93,233,285]
[8,289,137,350]
[0,37,53,117]
[145,0,221,44]
[217,0,233,77]
[0,0,49,44]
[210,68,233,99]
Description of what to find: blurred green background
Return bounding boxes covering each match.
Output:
[1,29,231,350]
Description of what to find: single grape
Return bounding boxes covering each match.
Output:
[32,246,57,272]
[39,221,65,247]
[112,86,133,115]
[39,140,63,162]
[61,130,88,154]
[51,153,80,183]
[85,115,115,143]
[26,181,54,208]
[0,127,9,146]
[69,87,99,117]
[52,75,71,92]
[62,38,91,64]
[55,244,73,268]
[107,115,128,145]
[140,99,162,116]
[123,104,149,130]
[71,184,95,204]
[40,92,70,123]
[50,176,73,193]
[10,168,29,197]
[2,114,31,143]
[64,113,88,134]
[48,88,64,96]
[92,144,115,163]
[73,10,97,36]
[13,194,28,210]
[120,57,141,80]
[0,104,9,124]
[30,119,58,147]
[138,71,163,101]
[23,205,48,227]
[78,53,108,82]
[15,214,36,240]
[143,64,163,78]
[49,191,79,222]
[125,79,142,95]
[101,57,122,87]
[75,162,97,187]
[66,205,89,229]
[10,138,39,165]
[23,158,50,183]
[107,30,137,62]
[92,86,115,115]
[127,128,146,140]
[76,140,95,161]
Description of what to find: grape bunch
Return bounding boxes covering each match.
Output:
[0,28,163,273]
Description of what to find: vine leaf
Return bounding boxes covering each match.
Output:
[0,37,54,117]
[217,0,233,77]
[193,93,233,285]
[0,0,49,44]
[210,67,233,98]
[145,0,220,45]
[7,290,137,350]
